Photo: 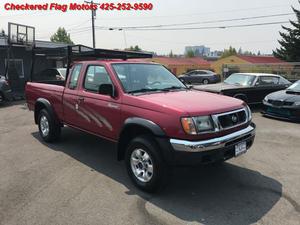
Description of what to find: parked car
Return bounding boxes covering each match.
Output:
[26,55,256,192]
[193,73,291,104]
[178,70,220,85]
[32,68,66,81]
[0,75,13,104]
[262,80,300,122]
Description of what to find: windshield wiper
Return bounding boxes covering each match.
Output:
[127,88,160,94]
[161,86,186,91]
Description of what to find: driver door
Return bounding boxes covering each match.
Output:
[77,65,121,140]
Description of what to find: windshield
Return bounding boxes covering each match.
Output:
[112,63,186,94]
[224,73,256,86]
[287,81,300,92]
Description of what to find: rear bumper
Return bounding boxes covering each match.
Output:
[156,123,256,166]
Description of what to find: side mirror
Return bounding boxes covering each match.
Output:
[99,84,115,97]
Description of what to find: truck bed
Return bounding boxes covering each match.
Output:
[25,82,65,121]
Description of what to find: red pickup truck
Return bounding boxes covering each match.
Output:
[26,56,255,192]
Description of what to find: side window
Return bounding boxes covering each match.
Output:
[84,65,112,92]
[69,64,82,89]
[259,76,279,86]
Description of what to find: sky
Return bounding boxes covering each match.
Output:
[0,0,299,55]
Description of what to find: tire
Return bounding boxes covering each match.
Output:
[125,135,169,193]
[0,92,4,104]
[234,94,248,103]
[38,109,61,142]
[203,79,209,85]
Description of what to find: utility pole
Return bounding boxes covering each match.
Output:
[85,0,97,48]
[91,1,96,48]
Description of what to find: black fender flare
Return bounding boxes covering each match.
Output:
[117,117,166,160]
[122,117,166,136]
[34,98,58,124]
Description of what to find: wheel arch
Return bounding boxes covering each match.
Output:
[117,118,166,161]
[233,93,248,103]
[34,98,58,124]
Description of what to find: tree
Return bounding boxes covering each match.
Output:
[0,29,5,37]
[50,27,74,44]
[243,50,255,56]
[126,45,142,51]
[238,47,243,55]
[221,46,237,58]
[185,50,195,58]
[273,1,300,61]
[169,50,174,58]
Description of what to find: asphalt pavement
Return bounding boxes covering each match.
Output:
[0,102,299,225]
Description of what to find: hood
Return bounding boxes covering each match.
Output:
[193,83,242,93]
[125,90,244,116]
[267,90,300,102]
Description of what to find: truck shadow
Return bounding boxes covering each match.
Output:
[32,128,282,225]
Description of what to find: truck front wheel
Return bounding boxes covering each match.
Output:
[38,109,61,142]
[125,135,168,193]
[0,92,4,104]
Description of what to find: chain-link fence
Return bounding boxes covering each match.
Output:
[222,63,300,82]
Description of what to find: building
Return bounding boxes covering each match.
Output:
[211,55,286,76]
[147,57,211,75]
[185,46,210,57]
[0,36,68,97]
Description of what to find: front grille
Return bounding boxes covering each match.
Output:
[268,99,293,107]
[269,100,284,106]
[284,101,294,106]
[216,109,247,129]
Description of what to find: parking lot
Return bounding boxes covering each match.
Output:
[0,102,299,225]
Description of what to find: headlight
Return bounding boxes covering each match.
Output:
[181,117,197,135]
[181,116,214,135]
[245,105,252,121]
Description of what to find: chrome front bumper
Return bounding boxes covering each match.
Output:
[170,123,255,152]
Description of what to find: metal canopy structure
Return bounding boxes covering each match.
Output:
[31,44,153,81]
[34,44,152,60]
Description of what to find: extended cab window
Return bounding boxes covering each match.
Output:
[69,64,82,89]
[84,65,112,92]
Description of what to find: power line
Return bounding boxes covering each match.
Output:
[101,13,293,30]
[96,21,290,31]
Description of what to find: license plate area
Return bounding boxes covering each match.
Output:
[235,141,247,157]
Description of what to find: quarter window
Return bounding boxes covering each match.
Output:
[259,76,279,85]
[84,65,112,92]
[69,64,82,89]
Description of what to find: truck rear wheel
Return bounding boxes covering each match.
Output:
[125,135,168,193]
[38,109,61,142]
